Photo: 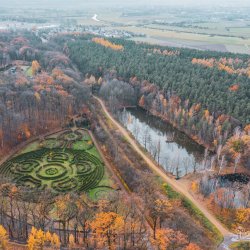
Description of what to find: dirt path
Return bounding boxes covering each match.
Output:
[93,96,231,238]
[89,126,154,249]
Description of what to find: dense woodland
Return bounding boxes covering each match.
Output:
[64,35,250,124]
[57,34,249,169]
[0,31,90,156]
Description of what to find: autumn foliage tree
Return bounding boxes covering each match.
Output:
[31,60,41,76]
[28,227,46,250]
[92,37,124,51]
[27,227,60,250]
[0,225,8,250]
[151,228,169,250]
[68,234,75,249]
[185,243,202,250]
[235,208,250,230]
[149,198,172,238]
[152,228,188,250]
[54,194,77,245]
[90,212,124,250]
[139,95,145,107]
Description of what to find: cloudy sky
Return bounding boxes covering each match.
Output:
[1,0,250,8]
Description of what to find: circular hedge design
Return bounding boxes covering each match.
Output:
[0,148,104,194]
[46,168,59,176]
[59,130,82,142]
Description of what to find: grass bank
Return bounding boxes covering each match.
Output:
[164,183,224,245]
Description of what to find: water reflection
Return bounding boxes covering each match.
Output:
[117,108,249,207]
[118,108,209,177]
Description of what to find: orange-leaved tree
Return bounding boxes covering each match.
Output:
[0,225,8,250]
[235,208,250,231]
[185,242,202,250]
[31,60,41,76]
[28,227,45,250]
[90,212,124,250]
[28,227,60,250]
[152,228,188,250]
[139,95,145,107]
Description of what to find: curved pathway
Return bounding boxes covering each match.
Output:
[93,96,233,242]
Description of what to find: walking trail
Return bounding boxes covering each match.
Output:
[93,96,238,249]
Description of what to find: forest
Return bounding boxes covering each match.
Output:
[64,34,250,125]
[0,31,90,157]
[60,34,249,170]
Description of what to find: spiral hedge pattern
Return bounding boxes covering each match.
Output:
[0,130,105,194]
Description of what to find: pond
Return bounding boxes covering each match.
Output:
[117,108,210,177]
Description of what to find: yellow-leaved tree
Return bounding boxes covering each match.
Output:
[51,233,60,249]
[90,212,124,250]
[69,234,75,249]
[28,227,45,250]
[0,225,8,250]
[31,60,41,76]
[28,227,60,250]
[235,208,250,230]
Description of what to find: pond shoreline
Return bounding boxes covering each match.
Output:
[117,106,207,177]
[141,106,215,152]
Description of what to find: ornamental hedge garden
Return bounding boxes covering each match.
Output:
[0,129,112,196]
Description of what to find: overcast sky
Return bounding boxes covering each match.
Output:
[1,0,250,9]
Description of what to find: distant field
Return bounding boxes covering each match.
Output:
[76,9,250,54]
[1,6,250,54]
[112,25,250,54]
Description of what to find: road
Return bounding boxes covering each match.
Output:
[93,96,234,245]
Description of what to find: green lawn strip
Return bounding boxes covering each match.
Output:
[73,141,102,159]
[98,170,113,187]
[230,241,250,250]
[26,66,33,77]
[163,183,223,245]
[87,147,101,159]
[17,141,40,155]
